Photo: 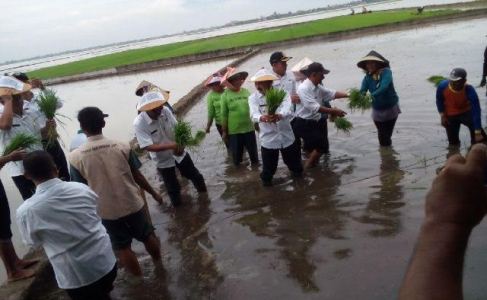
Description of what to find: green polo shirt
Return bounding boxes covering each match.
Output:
[207,91,224,125]
[221,88,253,135]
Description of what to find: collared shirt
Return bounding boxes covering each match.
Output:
[249,91,295,149]
[133,107,187,169]
[272,71,297,95]
[69,135,144,220]
[295,79,322,121]
[16,178,116,289]
[0,106,45,177]
[69,130,87,152]
[318,85,336,119]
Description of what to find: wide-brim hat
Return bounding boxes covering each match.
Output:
[222,67,249,83]
[137,91,169,112]
[0,76,32,97]
[205,74,223,86]
[357,50,390,70]
[250,68,279,82]
[291,57,314,73]
[135,80,155,96]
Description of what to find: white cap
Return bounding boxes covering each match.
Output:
[137,91,168,112]
[250,68,279,82]
[291,57,314,73]
[0,76,31,96]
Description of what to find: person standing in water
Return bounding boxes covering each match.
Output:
[248,68,303,186]
[205,74,228,147]
[480,45,486,96]
[357,51,400,147]
[436,67,486,146]
[220,67,259,166]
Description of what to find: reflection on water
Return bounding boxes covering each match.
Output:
[166,196,223,299]
[229,156,355,292]
[359,148,405,237]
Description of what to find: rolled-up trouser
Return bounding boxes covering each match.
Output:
[374,117,397,147]
[260,141,303,184]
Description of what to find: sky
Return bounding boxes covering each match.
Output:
[0,0,353,62]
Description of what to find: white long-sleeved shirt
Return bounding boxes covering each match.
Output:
[249,91,295,149]
[272,70,297,95]
[16,178,116,289]
[295,78,323,121]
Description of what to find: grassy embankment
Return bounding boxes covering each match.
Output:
[29,9,459,79]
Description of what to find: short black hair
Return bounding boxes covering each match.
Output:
[12,72,29,83]
[77,107,108,134]
[23,151,57,181]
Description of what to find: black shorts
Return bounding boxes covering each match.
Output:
[0,180,12,240]
[65,264,117,300]
[102,208,154,250]
[291,117,326,153]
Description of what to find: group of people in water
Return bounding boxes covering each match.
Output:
[0,45,485,299]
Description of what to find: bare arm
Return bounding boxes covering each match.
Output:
[334,91,349,99]
[144,142,177,153]
[130,166,163,204]
[399,144,487,300]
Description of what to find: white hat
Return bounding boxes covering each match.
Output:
[0,76,32,97]
[137,91,168,112]
[250,68,279,82]
[291,57,314,73]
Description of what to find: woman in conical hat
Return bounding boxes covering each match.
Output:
[204,73,228,148]
[220,67,258,167]
[357,50,400,147]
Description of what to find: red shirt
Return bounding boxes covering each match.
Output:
[443,84,470,116]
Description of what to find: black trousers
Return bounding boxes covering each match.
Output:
[12,175,36,200]
[260,141,303,183]
[445,111,487,145]
[158,154,206,206]
[65,264,117,300]
[215,124,229,148]
[0,180,12,240]
[321,117,329,154]
[374,117,397,147]
[228,131,259,166]
[44,139,70,181]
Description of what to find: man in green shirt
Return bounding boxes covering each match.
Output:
[205,74,227,147]
[221,68,258,166]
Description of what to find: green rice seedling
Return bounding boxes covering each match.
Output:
[265,88,287,115]
[427,75,447,87]
[348,88,372,112]
[3,133,40,156]
[36,89,69,146]
[174,120,206,148]
[334,117,353,133]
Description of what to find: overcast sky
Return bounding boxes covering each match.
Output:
[0,0,353,62]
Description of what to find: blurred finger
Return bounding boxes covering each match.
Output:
[446,154,466,166]
[465,144,487,171]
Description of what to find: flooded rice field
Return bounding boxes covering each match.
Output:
[8,17,487,299]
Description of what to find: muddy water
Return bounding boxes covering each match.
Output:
[0,58,234,284]
[19,17,487,299]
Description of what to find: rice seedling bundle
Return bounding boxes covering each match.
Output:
[265,88,287,115]
[348,88,372,111]
[3,133,40,156]
[427,75,447,87]
[174,120,206,148]
[36,89,68,146]
[334,117,353,133]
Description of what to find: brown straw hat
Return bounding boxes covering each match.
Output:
[222,67,249,83]
[357,50,390,71]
